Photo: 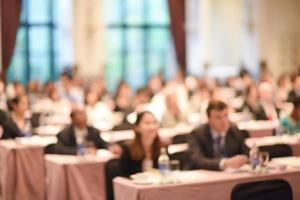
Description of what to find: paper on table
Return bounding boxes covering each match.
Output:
[272,157,300,168]
[96,149,117,159]
[224,164,252,173]
[130,171,161,185]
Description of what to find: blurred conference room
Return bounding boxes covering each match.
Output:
[1,0,300,200]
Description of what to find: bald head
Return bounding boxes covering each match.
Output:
[70,106,87,129]
[258,82,274,102]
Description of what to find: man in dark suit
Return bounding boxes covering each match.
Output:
[189,100,249,170]
[55,107,121,155]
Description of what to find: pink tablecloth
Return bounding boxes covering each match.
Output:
[238,120,278,138]
[45,154,109,200]
[246,135,300,156]
[0,140,45,200]
[114,168,300,200]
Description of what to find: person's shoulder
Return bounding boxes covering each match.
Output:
[228,123,245,138]
[87,126,100,133]
[191,123,209,136]
[86,126,101,137]
[57,125,73,135]
[280,116,289,126]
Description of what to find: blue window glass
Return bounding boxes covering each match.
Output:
[28,0,51,23]
[104,0,171,91]
[8,0,74,84]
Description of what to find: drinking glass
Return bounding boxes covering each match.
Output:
[259,151,270,168]
[170,160,180,171]
[169,160,180,183]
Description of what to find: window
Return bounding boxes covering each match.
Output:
[104,0,172,91]
[7,0,74,84]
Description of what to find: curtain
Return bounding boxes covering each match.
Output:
[168,0,187,75]
[1,0,22,83]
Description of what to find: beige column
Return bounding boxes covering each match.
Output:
[256,0,300,76]
[201,0,212,64]
[201,0,243,66]
[73,0,106,78]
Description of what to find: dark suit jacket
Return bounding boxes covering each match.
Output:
[188,123,249,171]
[55,125,107,155]
[0,110,28,139]
[255,104,280,121]
[287,90,300,102]
[119,144,159,177]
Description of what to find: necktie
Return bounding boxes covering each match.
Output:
[215,135,225,158]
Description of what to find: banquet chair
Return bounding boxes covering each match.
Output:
[259,144,292,159]
[172,134,191,144]
[169,150,190,170]
[105,158,122,200]
[231,179,293,200]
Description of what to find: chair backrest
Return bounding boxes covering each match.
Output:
[239,129,250,139]
[105,158,121,200]
[231,179,293,200]
[169,150,190,170]
[259,144,292,159]
[172,134,190,144]
[44,143,57,154]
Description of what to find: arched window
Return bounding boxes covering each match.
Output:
[104,0,172,91]
[7,0,74,84]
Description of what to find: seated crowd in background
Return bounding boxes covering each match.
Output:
[0,67,300,139]
[1,68,300,200]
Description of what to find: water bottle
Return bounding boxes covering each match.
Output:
[158,148,170,175]
[249,143,260,170]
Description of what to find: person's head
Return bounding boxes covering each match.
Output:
[277,73,290,88]
[27,80,39,93]
[206,100,230,133]
[70,106,87,129]
[148,74,163,94]
[48,88,60,101]
[0,79,5,93]
[89,78,107,97]
[10,95,29,115]
[134,111,159,141]
[291,97,300,120]
[292,76,300,92]
[165,92,179,113]
[13,81,25,96]
[246,84,258,100]
[60,72,72,88]
[85,91,99,106]
[116,80,132,98]
[134,87,151,107]
[44,81,55,95]
[258,81,274,102]
[130,111,160,161]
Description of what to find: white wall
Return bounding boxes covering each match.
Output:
[256,0,300,76]
[186,0,300,78]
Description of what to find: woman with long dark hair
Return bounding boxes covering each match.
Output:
[1,95,32,139]
[119,111,162,176]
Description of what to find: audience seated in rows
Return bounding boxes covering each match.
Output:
[0,68,300,139]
